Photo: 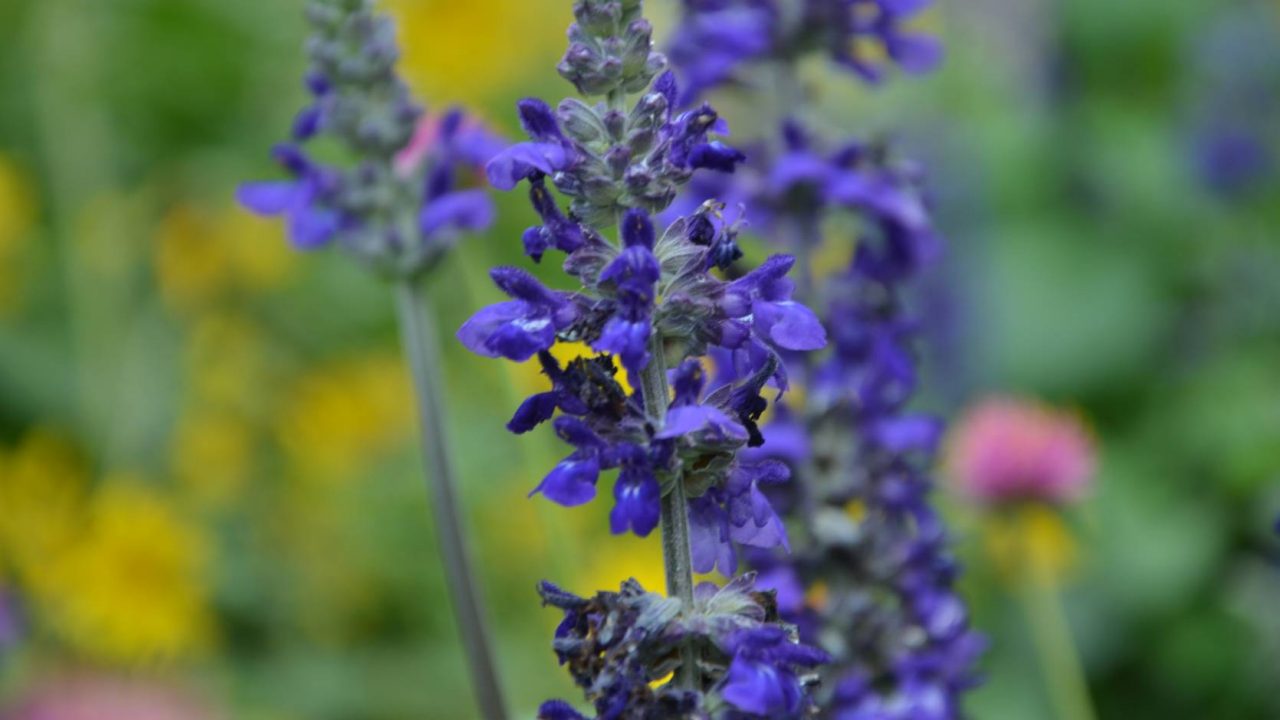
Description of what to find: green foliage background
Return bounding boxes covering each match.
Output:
[0,0,1276,718]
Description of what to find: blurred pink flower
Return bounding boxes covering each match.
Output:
[946,397,1096,505]
[7,675,219,720]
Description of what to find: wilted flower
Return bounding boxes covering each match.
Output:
[947,397,1096,506]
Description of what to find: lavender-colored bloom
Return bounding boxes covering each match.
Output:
[667,18,983,708]
[238,0,499,277]
[466,0,828,711]
[669,0,943,102]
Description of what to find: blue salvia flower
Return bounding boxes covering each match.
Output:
[459,0,829,715]
[235,2,510,715]
[667,7,985,718]
[694,131,984,716]
[237,0,501,277]
[669,0,944,104]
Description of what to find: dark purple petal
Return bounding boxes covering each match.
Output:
[609,467,661,536]
[517,98,564,142]
[532,457,599,507]
[595,317,651,373]
[485,142,569,190]
[689,141,746,173]
[537,700,587,720]
[620,208,656,249]
[721,655,799,715]
[507,392,559,434]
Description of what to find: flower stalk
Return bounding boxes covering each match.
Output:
[395,276,507,720]
[639,333,698,689]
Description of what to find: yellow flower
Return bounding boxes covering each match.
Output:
[388,0,564,106]
[185,312,268,413]
[576,534,666,598]
[0,430,88,592]
[171,411,255,510]
[38,478,214,664]
[0,155,36,315]
[507,341,635,398]
[154,202,295,314]
[983,504,1080,589]
[276,354,413,484]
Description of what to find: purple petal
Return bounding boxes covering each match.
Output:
[889,33,945,74]
[754,300,828,351]
[721,656,796,715]
[869,414,944,453]
[507,392,559,434]
[286,206,339,249]
[236,181,298,215]
[532,457,599,507]
[609,469,660,536]
[457,301,528,358]
[485,142,568,190]
[420,189,495,237]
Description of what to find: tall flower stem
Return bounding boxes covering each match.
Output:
[1019,542,1097,720]
[395,276,507,720]
[639,333,699,689]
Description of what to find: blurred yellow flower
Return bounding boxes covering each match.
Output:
[0,430,87,592]
[276,354,412,483]
[186,313,270,414]
[154,202,295,315]
[39,478,215,664]
[983,504,1080,588]
[388,0,565,106]
[171,411,255,510]
[508,341,634,398]
[576,535,665,598]
[0,154,36,315]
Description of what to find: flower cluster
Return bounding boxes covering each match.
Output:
[536,576,828,720]
[669,0,943,103]
[461,0,829,714]
[461,0,826,565]
[666,8,985,717]
[237,0,501,277]
[706,132,985,716]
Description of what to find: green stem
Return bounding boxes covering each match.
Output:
[639,333,699,690]
[1019,565,1097,720]
[394,277,507,720]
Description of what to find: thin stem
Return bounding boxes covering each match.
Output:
[639,333,699,690]
[1019,542,1097,720]
[395,277,507,720]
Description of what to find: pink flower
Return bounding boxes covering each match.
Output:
[946,397,1095,505]
[7,674,220,720]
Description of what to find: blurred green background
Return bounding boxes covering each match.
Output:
[0,0,1277,718]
